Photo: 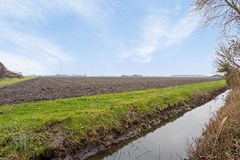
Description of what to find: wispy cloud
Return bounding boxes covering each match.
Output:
[121,8,199,63]
[67,0,106,19]
[0,23,71,62]
[0,0,110,24]
[0,51,49,74]
[0,0,111,74]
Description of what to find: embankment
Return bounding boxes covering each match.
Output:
[0,80,226,159]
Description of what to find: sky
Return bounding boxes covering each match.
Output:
[0,0,220,76]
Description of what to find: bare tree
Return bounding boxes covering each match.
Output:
[193,0,240,69]
[193,0,240,86]
[193,0,240,36]
[216,38,240,71]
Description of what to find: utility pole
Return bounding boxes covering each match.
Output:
[56,57,62,75]
[59,59,62,74]
[26,63,29,76]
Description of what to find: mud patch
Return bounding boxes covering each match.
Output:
[32,122,75,160]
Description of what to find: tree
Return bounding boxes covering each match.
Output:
[193,0,240,87]
[216,38,240,71]
[193,0,240,37]
[215,38,240,86]
[0,62,6,79]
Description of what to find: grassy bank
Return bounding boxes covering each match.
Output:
[0,80,226,159]
[0,77,33,87]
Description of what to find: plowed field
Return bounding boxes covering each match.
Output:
[0,77,222,105]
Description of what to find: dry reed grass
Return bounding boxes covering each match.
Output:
[188,71,240,160]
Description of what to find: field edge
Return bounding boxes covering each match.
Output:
[0,76,33,87]
[36,81,227,159]
[0,80,227,159]
[73,87,227,160]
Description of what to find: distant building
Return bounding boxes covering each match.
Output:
[121,74,143,77]
[170,75,206,77]
[211,75,224,78]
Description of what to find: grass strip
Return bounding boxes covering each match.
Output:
[0,77,33,87]
[0,80,226,159]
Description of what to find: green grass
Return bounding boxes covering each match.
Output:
[0,77,33,87]
[0,80,226,159]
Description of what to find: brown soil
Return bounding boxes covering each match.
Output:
[0,77,222,105]
[32,88,226,160]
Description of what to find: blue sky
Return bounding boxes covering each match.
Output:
[0,0,219,76]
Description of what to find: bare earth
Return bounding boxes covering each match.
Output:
[0,77,222,105]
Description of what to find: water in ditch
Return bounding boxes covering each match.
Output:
[86,90,230,160]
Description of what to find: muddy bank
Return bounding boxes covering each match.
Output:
[33,87,227,160]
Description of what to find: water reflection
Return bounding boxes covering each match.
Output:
[89,90,230,160]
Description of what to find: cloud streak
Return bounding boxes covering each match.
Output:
[121,9,199,63]
[0,51,51,74]
[0,0,110,74]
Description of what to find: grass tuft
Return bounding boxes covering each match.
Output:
[14,132,29,152]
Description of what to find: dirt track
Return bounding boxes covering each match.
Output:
[0,77,222,105]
